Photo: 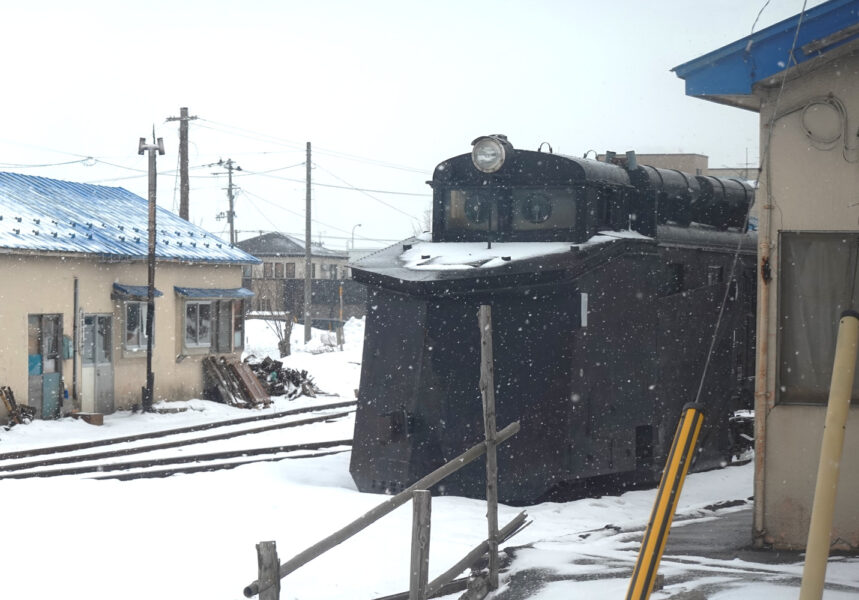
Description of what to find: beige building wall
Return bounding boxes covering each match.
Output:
[0,254,245,420]
[755,45,859,549]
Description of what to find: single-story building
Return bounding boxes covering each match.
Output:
[0,171,260,422]
[674,0,859,550]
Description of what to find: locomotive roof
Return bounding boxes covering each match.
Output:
[432,150,633,188]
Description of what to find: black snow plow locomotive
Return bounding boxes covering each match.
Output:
[349,135,756,504]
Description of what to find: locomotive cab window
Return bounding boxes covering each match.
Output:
[511,187,576,232]
[442,186,578,241]
[445,189,504,234]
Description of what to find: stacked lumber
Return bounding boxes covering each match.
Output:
[203,357,271,409]
[1,386,37,426]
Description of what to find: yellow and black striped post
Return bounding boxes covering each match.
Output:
[626,403,706,600]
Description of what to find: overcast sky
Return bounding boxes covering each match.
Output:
[0,0,824,250]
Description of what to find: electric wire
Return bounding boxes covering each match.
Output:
[691,1,808,449]
[195,119,428,174]
[240,187,359,240]
[312,162,424,221]
[0,158,93,169]
[750,0,771,34]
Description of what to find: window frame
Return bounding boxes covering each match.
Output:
[184,301,213,348]
[123,301,154,352]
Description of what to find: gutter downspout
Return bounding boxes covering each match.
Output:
[753,118,775,548]
[72,277,79,407]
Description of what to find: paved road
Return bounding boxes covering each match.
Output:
[486,505,859,599]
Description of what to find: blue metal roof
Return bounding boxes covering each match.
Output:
[673,0,859,105]
[112,283,164,300]
[0,171,261,264]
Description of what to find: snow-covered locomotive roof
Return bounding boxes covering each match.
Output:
[399,230,651,271]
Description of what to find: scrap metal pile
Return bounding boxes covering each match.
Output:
[244,356,322,400]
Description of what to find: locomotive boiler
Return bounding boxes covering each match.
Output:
[349,135,756,504]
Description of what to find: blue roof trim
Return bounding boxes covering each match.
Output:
[112,283,164,299]
[174,286,255,299]
[0,172,262,264]
[673,0,859,98]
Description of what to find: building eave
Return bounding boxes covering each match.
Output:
[672,0,859,110]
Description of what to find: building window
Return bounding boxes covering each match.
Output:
[779,232,859,404]
[242,265,253,278]
[124,301,153,350]
[285,262,296,278]
[263,262,274,278]
[311,263,316,278]
[185,301,212,347]
[275,262,284,278]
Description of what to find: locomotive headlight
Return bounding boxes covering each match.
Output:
[471,135,511,173]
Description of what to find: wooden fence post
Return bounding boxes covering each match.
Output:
[478,305,499,591]
[410,490,432,600]
[257,541,281,600]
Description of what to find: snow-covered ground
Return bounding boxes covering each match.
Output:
[0,318,856,600]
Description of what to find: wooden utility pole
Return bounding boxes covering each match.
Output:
[166,107,197,221]
[218,158,241,245]
[478,305,500,591]
[137,132,165,412]
[304,142,312,343]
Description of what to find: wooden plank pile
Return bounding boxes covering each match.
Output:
[1,386,37,426]
[203,357,271,409]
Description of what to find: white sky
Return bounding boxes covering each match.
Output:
[0,0,826,250]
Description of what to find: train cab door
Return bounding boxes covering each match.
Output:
[81,314,114,414]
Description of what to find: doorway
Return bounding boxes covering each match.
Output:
[81,314,114,414]
[27,314,63,419]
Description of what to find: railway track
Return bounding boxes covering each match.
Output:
[0,400,355,481]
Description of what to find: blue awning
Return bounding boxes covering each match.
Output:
[174,286,255,299]
[112,283,164,300]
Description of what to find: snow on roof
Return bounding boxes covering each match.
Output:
[0,171,259,264]
[237,231,347,258]
[399,230,650,271]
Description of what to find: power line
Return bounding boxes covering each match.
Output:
[313,162,424,220]
[0,158,94,169]
[195,118,429,173]
[240,187,355,236]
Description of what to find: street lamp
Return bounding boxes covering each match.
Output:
[351,223,362,250]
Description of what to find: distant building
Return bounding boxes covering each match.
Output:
[237,232,366,322]
[0,172,259,422]
[675,0,859,551]
[596,152,755,180]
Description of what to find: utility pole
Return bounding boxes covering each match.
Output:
[166,107,197,221]
[217,158,241,245]
[138,131,165,413]
[304,142,312,343]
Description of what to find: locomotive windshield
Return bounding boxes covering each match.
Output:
[442,185,578,241]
